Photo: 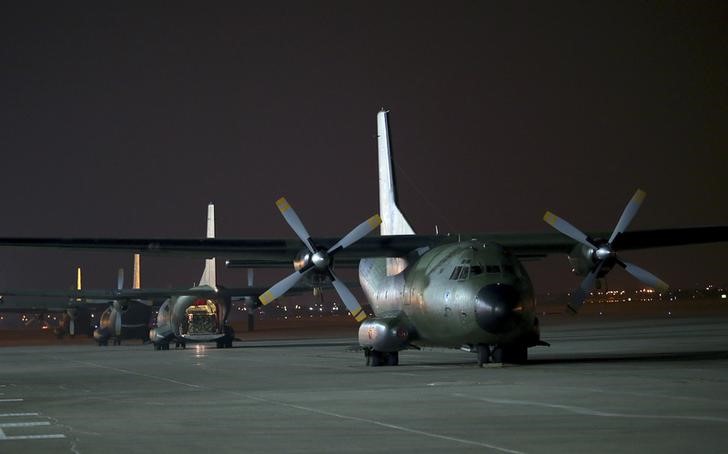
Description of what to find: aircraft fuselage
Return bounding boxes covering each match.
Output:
[150,286,233,349]
[360,241,539,349]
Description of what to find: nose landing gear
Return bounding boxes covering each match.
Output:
[476,343,528,367]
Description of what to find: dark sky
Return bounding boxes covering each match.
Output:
[0,1,726,295]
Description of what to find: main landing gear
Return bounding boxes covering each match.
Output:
[364,349,399,367]
[216,326,235,349]
[154,342,170,351]
[476,343,528,367]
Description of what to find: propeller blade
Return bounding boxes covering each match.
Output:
[275,197,315,253]
[114,312,121,336]
[543,211,595,250]
[329,270,367,322]
[568,260,605,314]
[327,214,382,253]
[259,268,311,306]
[69,318,76,336]
[619,260,669,292]
[608,189,646,244]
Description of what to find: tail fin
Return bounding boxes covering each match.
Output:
[199,203,217,288]
[377,110,414,275]
[133,254,141,289]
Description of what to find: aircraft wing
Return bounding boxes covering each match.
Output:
[0,299,82,313]
[0,286,316,301]
[0,226,725,264]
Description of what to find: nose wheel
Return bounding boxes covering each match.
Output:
[478,343,528,366]
[364,349,399,367]
[477,344,491,367]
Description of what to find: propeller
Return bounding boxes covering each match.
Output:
[259,197,380,322]
[544,189,669,313]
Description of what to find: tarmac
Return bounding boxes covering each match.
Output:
[2,315,728,453]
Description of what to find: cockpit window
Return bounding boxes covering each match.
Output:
[449,266,462,280]
[486,265,501,274]
[470,265,484,276]
[458,266,470,281]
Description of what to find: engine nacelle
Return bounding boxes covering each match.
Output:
[293,248,331,288]
[358,318,411,352]
[568,244,595,276]
[568,243,614,277]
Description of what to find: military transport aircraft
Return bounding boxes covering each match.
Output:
[0,111,726,366]
[1,259,151,345]
[0,266,96,338]
[0,204,312,350]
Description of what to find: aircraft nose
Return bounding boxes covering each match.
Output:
[474,283,520,333]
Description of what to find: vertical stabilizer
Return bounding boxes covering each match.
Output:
[199,203,217,288]
[378,110,415,236]
[377,110,414,275]
[133,254,141,289]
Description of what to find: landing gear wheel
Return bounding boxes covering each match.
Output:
[503,344,528,364]
[491,344,528,364]
[477,344,491,367]
[491,345,504,363]
[385,351,399,366]
[369,350,384,367]
[224,326,235,348]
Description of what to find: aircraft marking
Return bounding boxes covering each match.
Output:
[0,421,51,428]
[0,431,66,440]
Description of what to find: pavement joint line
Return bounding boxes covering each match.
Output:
[0,413,39,417]
[241,393,526,454]
[73,361,201,389]
[0,399,23,403]
[454,393,728,423]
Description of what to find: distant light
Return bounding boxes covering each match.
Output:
[722,294,727,299]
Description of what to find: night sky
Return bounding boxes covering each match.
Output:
[0,1,726,296]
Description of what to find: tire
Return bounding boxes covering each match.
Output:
[491,346,504,363]
[370,350,384,367]
[503,344,528,364]
[477,344,490,367]
[385,352,399,366]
